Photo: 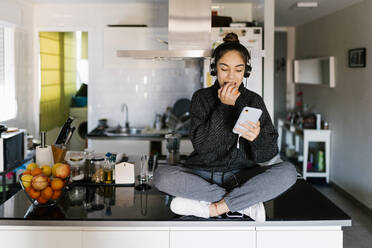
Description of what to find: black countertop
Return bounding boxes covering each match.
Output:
[0,176,351,225]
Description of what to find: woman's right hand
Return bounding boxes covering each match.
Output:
[218,82,241,106]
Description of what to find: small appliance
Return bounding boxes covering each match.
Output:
[0,129,27,172]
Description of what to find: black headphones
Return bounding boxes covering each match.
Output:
[210,44,252,78]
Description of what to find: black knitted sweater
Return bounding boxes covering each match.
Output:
[184,80,279,172]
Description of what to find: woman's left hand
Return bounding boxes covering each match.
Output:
[234,120,261,142]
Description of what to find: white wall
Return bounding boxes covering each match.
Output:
[0,0,35,135]
[34,3,202,133]
[263,0,275,119]
[295,0,372,209]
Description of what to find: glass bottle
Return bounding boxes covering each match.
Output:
[103,153,114,184]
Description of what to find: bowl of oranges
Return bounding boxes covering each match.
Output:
[20,162,71,207]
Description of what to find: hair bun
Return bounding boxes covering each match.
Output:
[223,33,239,43]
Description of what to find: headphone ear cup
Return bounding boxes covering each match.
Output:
[210,63,217,76]
[244,64,252,78]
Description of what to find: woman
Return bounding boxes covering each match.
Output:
[153,33,297,221]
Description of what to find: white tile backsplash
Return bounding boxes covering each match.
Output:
[90,63,202,129]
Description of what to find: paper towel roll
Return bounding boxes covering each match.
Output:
[316,114,321,130]
[36,145,54,166]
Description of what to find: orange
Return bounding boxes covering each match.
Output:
[51,190,62,200]
[41,186,53,200]
[25,187,31,193]
[51,178,64,191]
[31,168,43,176]
[28,188,40,199]
[36,196,48,204]
[23,170,31,175]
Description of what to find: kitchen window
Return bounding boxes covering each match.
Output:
[0,23,17,122]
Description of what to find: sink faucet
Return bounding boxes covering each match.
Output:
[121,103,130,131]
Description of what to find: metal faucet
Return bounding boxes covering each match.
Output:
[121,103,130,131]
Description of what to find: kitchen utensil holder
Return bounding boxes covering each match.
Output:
[52,145,67,163]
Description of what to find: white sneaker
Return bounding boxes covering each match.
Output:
[238,202,266,222]
[170,197,210,218]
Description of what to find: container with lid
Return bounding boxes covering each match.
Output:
[91,155,105,183]
[65,151,86,181]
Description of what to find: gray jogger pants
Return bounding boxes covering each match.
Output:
[153,160,297,212]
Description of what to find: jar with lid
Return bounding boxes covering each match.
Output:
[91,155,105,183]
[65,151,86,181]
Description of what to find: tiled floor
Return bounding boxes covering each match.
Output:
[313,183,372,248]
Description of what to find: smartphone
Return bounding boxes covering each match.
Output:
[233,107,262,135]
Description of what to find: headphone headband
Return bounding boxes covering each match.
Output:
[210,42,252,78]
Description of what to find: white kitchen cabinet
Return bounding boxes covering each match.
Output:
[0,225,346,248]
[82,230,169,248]
[256,227,342,248]
[0,230,82,248]
[170,230,255,248]
[88,139,150,155]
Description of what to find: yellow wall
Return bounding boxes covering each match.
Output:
[81,32,88,59]
[39,32,76,131]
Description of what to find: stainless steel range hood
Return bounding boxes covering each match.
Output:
[117,0,212,59]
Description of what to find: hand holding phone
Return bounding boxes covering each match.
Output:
[233,107,262,139]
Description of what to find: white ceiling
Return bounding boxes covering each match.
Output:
[28,0,363,27]
[275,0,363,27]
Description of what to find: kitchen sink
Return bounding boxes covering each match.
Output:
[105,126,144,136]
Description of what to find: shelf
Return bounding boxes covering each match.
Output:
[278,118,331,183]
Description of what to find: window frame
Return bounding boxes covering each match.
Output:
[0,21,17,122]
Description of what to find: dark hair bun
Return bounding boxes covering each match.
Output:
[223,33,239,43]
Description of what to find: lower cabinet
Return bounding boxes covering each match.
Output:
[0,226,344,248]
[0,230,82,248]
[256,229,343,248]
[82,230,169,248]
[170,230,256,248]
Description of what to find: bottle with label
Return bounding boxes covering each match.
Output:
[318,150,325,172]
[103,153,115,184]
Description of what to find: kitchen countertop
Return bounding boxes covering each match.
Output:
[0,171,351,227]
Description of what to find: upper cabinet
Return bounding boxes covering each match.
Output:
[294,56,335,88]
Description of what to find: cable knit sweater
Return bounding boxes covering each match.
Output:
[184,80,279,172]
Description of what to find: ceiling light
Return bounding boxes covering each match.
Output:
[296,2,318,8]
